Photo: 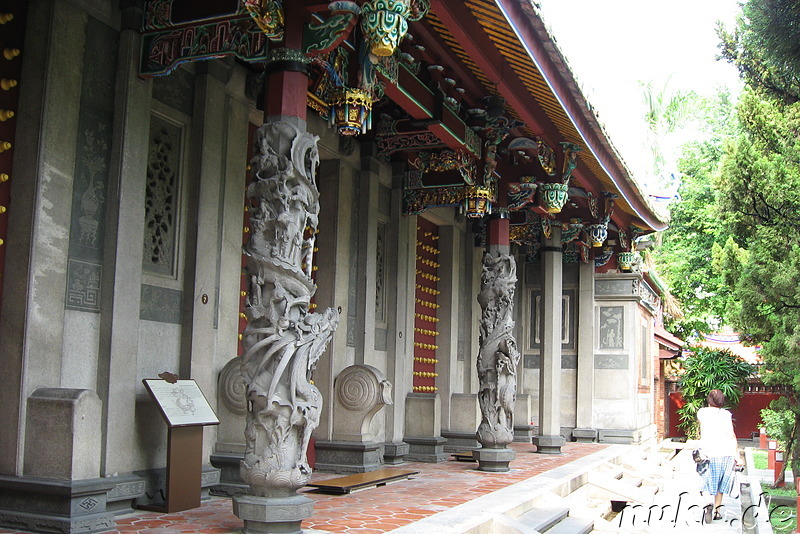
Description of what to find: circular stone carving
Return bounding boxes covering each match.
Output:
[336,366,379,411]
[219,357,247,415]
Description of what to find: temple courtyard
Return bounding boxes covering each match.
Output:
[0,440,774,534]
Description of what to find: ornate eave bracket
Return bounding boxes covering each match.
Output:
[303,2,361,56]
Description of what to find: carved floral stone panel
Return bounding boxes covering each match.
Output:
[143,116,181,276]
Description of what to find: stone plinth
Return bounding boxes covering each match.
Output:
[473,448,515,472]
[403,393,446,462]
[404,436,448,463]
[0,476,115,533]
[533,434,566,454]
[0,389,114,532]
[382,442,409,465]
[404,393,441,437]
[513,394,534,442]
[24,389,101,480]
[233,494,314,534]
[441,431,479,452]
[209,451,249,497]
[132,466,220,509]
[572,428,598,443]
[445,394,479,451]
[598,429,637,444]
[313,440,382,473]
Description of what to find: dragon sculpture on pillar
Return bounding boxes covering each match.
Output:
[476,251,520,449]
[239,119,338,497]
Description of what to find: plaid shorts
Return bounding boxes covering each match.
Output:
[700,456,736,495]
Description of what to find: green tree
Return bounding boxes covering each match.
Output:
[677,346,754,438]
[713,88,800,487]
[717,0,800,103]
[650,90,738,339]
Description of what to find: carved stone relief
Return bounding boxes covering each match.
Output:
[476,251,520,449]
[143,117,180,275]
[598,306,624,349]
[239,119,338,497]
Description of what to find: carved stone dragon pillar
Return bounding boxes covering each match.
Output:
[238,119,338,499]
[474,250,519,471]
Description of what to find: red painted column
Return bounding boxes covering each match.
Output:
[774,450,785,487]
[263,3,308,120]
[487,179,509,248]
[487,216,509,247]
[768,440,777,470]
[759,427,767,449]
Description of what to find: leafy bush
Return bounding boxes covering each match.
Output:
[677,345,755,438]
[761,398,796,452]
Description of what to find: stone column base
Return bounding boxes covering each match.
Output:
[403,436,448,463]
[598,429,637,444]
[209,452,249,497]
[313,440,383,473]
[473,448,515,472]
[572,428,598,443]
[513,425,534,443]
[382,442,409,465]
[441,431,479,452]
[233,494,314,534]
[0,475,115,533]
[133,466,220,508]
[533,435,566,454]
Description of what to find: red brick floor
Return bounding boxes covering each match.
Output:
[0,442,607,534]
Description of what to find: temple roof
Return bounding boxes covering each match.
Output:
[426,0,668,232]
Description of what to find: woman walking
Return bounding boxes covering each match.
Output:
[697,389,740,521]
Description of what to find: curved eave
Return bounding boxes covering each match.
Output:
[428,0,668,232]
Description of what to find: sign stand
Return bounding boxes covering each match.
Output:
[141,379,220,513]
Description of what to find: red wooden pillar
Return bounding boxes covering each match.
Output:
[486,178,509,249]
[263,3,309,120]
[768,440,777,470]
[774,450,785,487]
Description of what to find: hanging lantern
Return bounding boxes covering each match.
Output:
[463,186,493,218]
[360,0,410,56]
[587,223,608,247]
[328,87,373,135]
[617,251,637,272]
[538,182,569,213]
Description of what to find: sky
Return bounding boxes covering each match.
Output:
[535,1,743,187]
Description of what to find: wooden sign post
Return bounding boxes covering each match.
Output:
[142,379,220,513]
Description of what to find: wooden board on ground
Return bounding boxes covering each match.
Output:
[307,469,419,494]
[451,451,477,462]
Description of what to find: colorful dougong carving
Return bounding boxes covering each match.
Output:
[240,120,339,497]
[476,251,520,449]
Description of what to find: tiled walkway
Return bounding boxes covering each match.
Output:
[0,442,608,534]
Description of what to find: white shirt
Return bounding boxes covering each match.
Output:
[698,406,737,458]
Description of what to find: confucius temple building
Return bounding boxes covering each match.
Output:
[0,0,673,532]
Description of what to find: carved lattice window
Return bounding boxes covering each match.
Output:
[143,117,181,275]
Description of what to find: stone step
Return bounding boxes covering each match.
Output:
[544,516,594,534]
[516,506,569,532]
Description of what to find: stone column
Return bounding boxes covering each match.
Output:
[0,0,85,475]
[573,259,596,442]
[353,142,380,366]
[382,162,415,465]
[534,225,565,453]
[232,6,337,533]
[473,213,519,472]
[98,6,151,477]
